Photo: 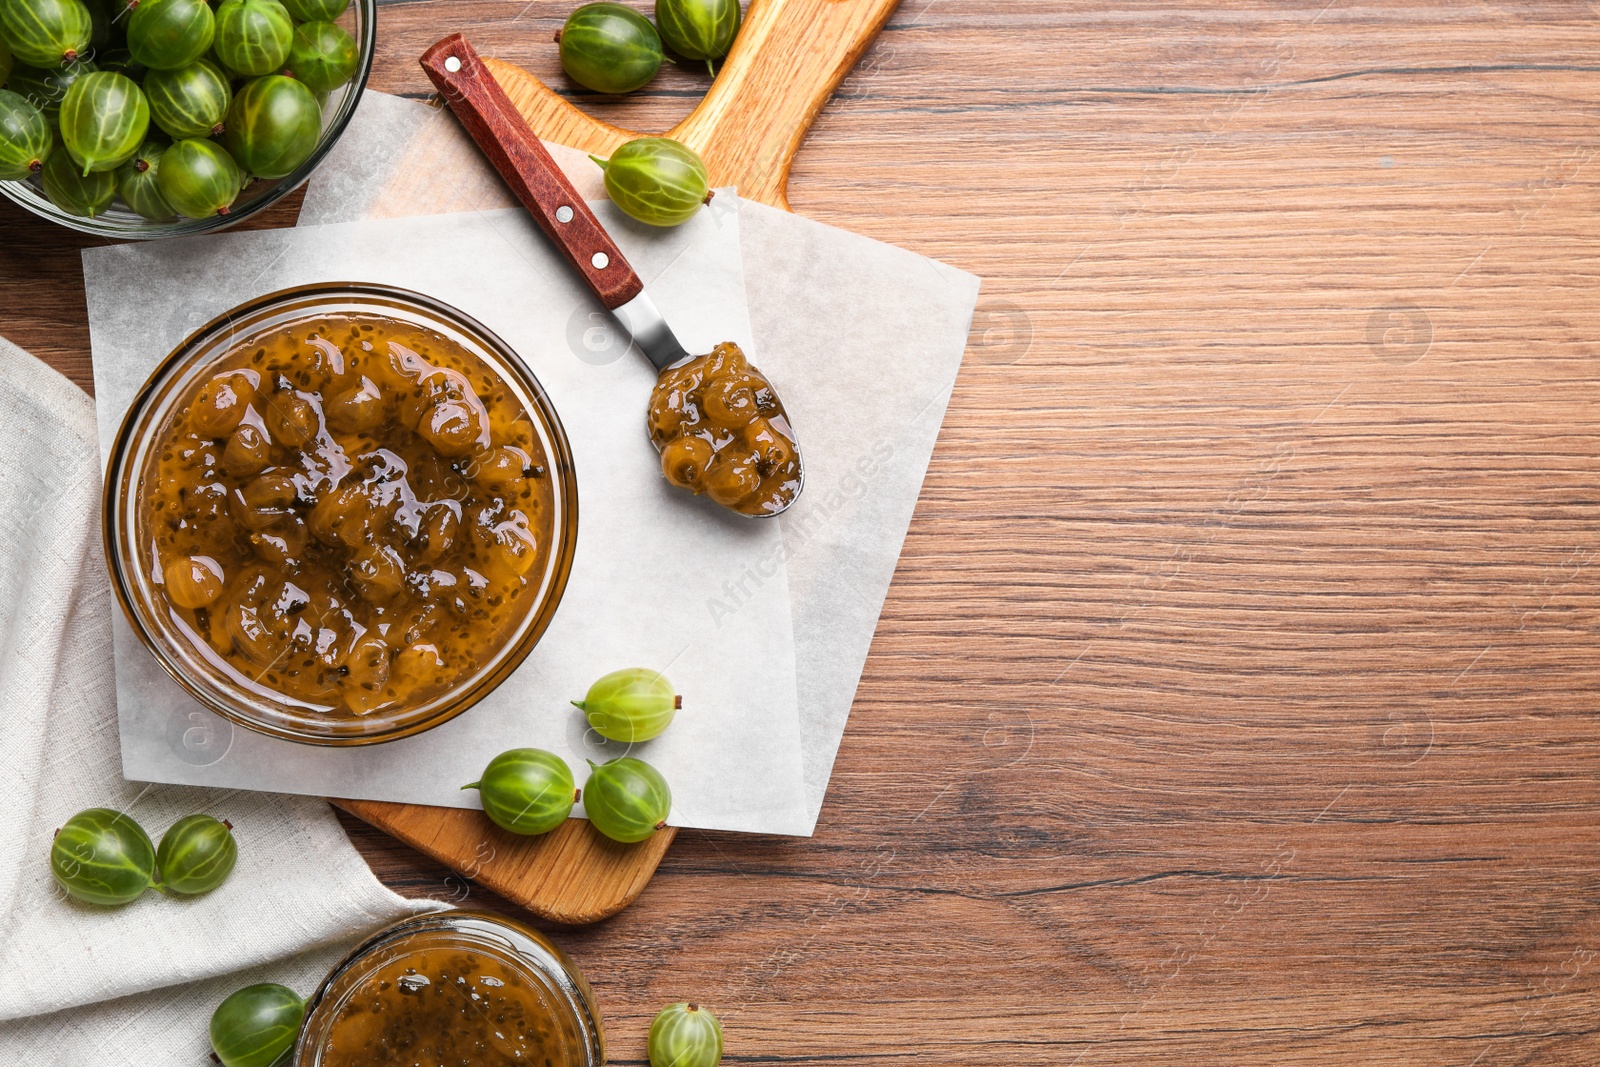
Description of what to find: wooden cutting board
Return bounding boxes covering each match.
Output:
[332,0,903,925]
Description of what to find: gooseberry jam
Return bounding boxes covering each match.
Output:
[647,341,801,516]
[105,284,577,745]
[296,912,604,1067]
[141,313,554,716]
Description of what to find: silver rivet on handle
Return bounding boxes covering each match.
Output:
[556,206,574,223]
[591,252,609,269]
[444,55,462,72]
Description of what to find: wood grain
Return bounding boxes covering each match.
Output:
[7,0,1600,1063]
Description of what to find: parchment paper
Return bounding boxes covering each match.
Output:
[304,93,981,830]
[84,194,814,836]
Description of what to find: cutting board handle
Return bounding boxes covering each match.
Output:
[485,0,904,209]
[675,0,903,207]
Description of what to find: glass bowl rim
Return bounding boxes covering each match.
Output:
[293,910,605,1067]
[0,0,377,239]
[101,281,580,746]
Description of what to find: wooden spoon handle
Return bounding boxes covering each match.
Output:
[420,34,643,309]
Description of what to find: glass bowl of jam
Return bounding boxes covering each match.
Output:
[295,911,605,1066]
[103,283,578,745]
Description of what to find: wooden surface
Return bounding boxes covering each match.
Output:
[6,0,1600,1063]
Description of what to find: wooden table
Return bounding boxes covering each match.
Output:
[6,1,1600,1062]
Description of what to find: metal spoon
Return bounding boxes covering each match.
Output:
[420,34,803,518]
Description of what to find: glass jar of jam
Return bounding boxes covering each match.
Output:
[296,911,605,1066]
[104,283,578,745]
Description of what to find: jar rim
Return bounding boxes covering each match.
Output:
[101,282,580,746]
[294,910,606,1067]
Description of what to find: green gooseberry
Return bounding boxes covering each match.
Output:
[0,88,53,179]
[127,0,215,70]
[155,813,237,894]
[115,140,175,218]
[592,136,709,227]
[59,69,148,172]
[5,57,97,123]
[40,139,114,213]
[223,72,316,177]
[209,983,305,1067]
[213,0,291,77]
[156,135,239,215]
[283,19,355,93]
[558,2,661,95]
[143,58,230,137]
[573,667,680,742]
[462,748,578,836]
[582,756,671,843]
[1,0,92,69]
[278,0,343,19]
[49,807,156,905]
[649,1002,724,1067]
[655,0,740,74]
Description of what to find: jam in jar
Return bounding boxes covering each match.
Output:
[140,312,556,718]
[296,912,604,1067]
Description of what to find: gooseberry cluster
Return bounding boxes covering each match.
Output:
[557,0,740,92]
[551,0,743,228]
[462,667,680,843]
[0,0,359,220]
[50,808,237,904]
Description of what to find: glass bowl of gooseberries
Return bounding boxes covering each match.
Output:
[0,0,374,237]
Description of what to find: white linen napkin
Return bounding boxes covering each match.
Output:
[0,338,445,1058]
